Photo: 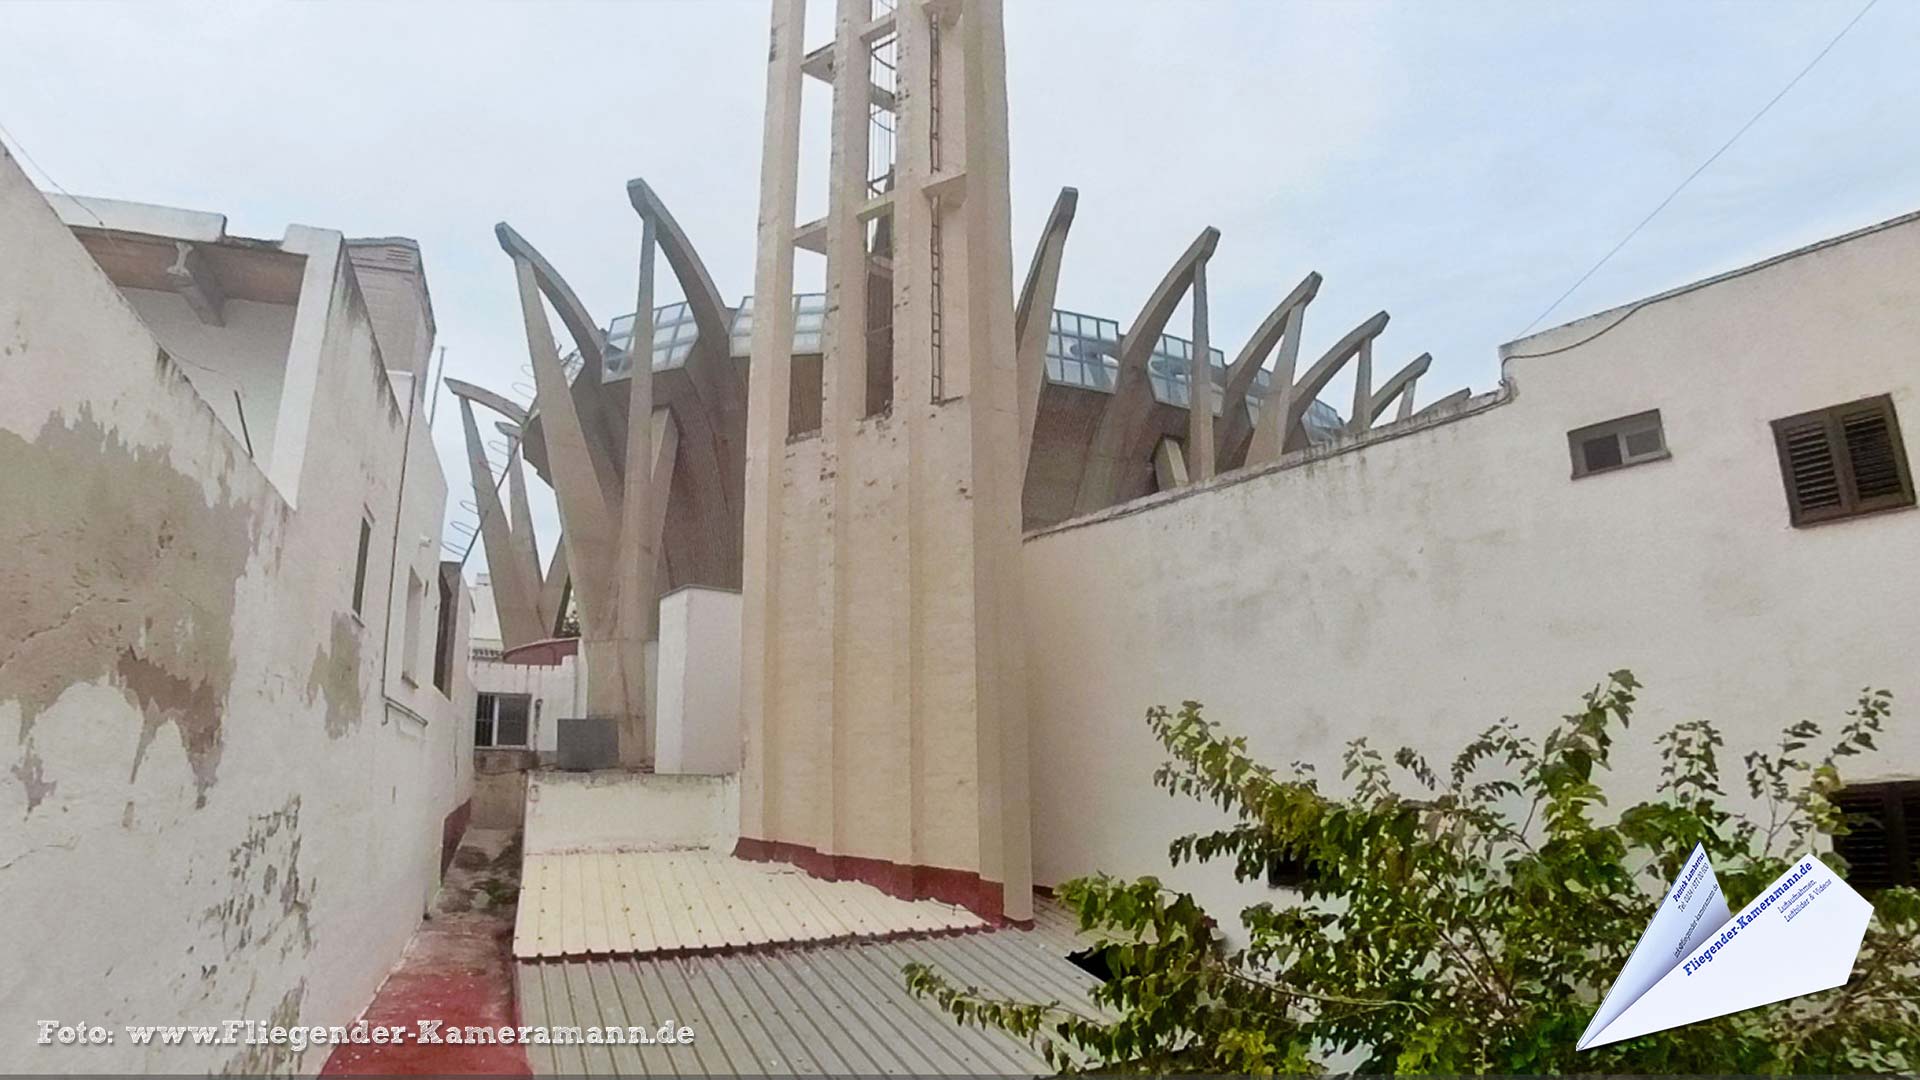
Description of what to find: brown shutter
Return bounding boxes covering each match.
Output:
[1773,414,1845,523]
[1837,398,1913,508]
[1772,394,1914,526]
[1899,787,1919,886]
[1833,781,1920,890]
[1834,786,1897,889]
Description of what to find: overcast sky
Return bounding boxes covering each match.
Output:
[5,1,1915,571]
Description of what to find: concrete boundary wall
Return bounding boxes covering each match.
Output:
[1019,211,1920,935]
[524,772,740,854]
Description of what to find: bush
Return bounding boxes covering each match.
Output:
[906,674,1919,1074]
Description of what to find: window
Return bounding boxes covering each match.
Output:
[431,570,456,696]
[1568,409,1667,478]
[1833,780,1918,889]
[474,692,532,749]
[1266,849,1314,889]
[1771,394,1914,526]
[400,569,424,685]
[350,515,373,617]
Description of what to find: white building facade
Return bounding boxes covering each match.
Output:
[1020,211,1920,928]
[0,147,474,1075]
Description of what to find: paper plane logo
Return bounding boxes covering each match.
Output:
[1578,844,1873,1049]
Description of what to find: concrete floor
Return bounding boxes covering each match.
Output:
[320,827,529,1076]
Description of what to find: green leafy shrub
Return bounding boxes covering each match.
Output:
[906,674,1919,1074]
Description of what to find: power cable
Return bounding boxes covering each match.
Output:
[1517,0,1879,337]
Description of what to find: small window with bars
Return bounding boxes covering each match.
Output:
[474,691,532,749]
[1568,409,1667,478]
[1771,394,1914,526]
[1832,780,1918,890]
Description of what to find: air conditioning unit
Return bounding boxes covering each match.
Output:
[555,716,616,770]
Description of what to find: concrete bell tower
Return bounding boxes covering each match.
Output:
[735,0,1033,923]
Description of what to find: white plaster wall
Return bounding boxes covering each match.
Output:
[523,772,740,854]
[0,150,471,1076]
[1020,213,1920,936]
[469,575,504,645]
[471,655,582,755]
[654,587,742,775]
[119,287,296,465]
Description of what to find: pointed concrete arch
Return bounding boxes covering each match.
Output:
[495,223,623,506]
[443,377,528,427]
[1412,387,1472,419]
[500,427,549,633]
[1248,309,1390,461]
[628,179,730,346]
[627,178,743,587]
[1363,352,1431,427]
[539,543,571,638]
[496,224,613,384]
[1216,271,1321,471]
[1072,226,1219,515]
[499,237,618,647]
[1015,187,1078,474]
[453,392,544,649]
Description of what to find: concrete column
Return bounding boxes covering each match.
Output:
[1187,258,1214,482]
[1222,272,1318,469]
[820,0,875,859]
[504,439,548,628]
[956,0,1033,921]
[736,0,1033,924]
[1348,335,1372,438]
[456,398,542,647]
[613,213,659,767]
[738,0,806,842]
[893,0,935,876]
[509,257,620,722]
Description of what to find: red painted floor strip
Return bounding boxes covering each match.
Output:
[322,829,528,1077]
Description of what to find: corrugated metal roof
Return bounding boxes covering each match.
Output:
[517,902,1103,1076]
[514,851,986,959]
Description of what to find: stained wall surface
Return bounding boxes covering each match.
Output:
[0,148,473,1075]
[1020,212,1920,934]
[522,772,740,854]
[760,408,1000,879]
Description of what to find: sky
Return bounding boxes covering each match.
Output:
[4,0,1915,572]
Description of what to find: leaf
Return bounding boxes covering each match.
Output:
[901,676,1913,1075]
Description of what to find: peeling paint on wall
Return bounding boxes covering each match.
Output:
[0,406,255,810]
[9,745,54,813]
[201,796,315,962]
[220,980,305,1077]
[304,613,364,739]
[1,161,474,1076]
[119,646,224,801]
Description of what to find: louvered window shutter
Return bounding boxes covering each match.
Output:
[1833,782,1917,890]
[1771,395,1914,525]
[1839,400,1912,509]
